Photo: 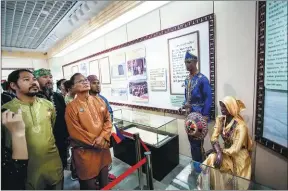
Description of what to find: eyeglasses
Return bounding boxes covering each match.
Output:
[75,78,89,84]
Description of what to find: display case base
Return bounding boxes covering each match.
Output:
[112,133,179,181]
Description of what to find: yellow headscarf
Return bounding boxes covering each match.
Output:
[221,96,246,123]
[221,96,254,151]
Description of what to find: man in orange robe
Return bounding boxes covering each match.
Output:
[65,73,112,190]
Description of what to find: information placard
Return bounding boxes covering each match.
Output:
[264,1,287,90]
[149,68,167,91]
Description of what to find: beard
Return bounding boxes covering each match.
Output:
[90,89,99,95]
[25,84,39,97]
[42,84,54,97]
[25,92,38,97]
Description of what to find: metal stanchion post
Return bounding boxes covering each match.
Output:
[133,133,143,190]
[144,151,154,190]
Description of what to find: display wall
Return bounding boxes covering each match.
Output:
[62,14,216,119]
[255,1,287,158]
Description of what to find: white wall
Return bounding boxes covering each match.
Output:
[1,57,49,79]
[48,1,287,189]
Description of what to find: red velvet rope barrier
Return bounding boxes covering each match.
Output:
[102,130,150,190]
[101,158,147,190]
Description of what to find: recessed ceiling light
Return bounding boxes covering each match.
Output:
[79,7,84,16]
[34,27,39,30]
[68,19,73,26]
[41,10,49,15]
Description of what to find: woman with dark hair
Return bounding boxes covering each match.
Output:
[1,109,28,190]
[65,73,112,190]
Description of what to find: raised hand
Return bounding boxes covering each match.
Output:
[2,109,25,137]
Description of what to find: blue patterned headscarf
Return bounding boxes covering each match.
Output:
[184,50,198,61]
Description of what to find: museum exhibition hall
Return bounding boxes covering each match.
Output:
[1,1,287,190]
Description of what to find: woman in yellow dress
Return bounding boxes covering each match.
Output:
[198,96,254,190]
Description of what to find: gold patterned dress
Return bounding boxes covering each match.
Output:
[198,96,254,190]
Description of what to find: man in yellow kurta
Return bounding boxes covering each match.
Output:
[65,73,112,190]
[2,69,63,190]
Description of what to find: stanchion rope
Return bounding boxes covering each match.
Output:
[101,130,150,190]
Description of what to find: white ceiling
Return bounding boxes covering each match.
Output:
[1,1,113,53]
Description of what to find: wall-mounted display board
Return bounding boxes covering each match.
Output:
[62,14,215,119]
[79,62,88,77]
[99,57,111,84]
[168,31,200,95]
[89,59,100,78]
[110,53,127,80]
[255,1,287,158]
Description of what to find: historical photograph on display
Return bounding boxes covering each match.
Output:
[111,86,128,101]
[129,80,149,102]
[127,57,147,80]
[71,65,79,74]
[111,63,127,79]
[110,53,127,80]
[79,62,88,77]
[168,31,200,95]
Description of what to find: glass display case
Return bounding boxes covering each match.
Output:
[169,161,272,190]
[113,109,178,148]
[112,109,179,181]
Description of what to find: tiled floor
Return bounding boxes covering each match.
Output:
[63,148,192,190]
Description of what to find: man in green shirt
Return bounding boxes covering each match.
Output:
[2,69,63,190]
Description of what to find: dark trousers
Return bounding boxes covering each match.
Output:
[188,137,205,163]
[79,166,109,190]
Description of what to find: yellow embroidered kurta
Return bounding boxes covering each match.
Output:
[2,98,63,190]
[65,95,112,180]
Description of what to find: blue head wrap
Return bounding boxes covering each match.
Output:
[184,50,198,61]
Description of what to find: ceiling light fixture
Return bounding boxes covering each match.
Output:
[41,10,49,15]
[68,19,73,26]
[79,7,84,16]
[84,3,90,12]
[54,1,171,57]
[73,13,79,22]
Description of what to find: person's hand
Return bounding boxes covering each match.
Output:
[102,140,110,149]
[184,103,191,109]
[2,109,25,137]
[189,130,201,138]
[178,107,183,115]
[213,152,223,169]
[94,136,104,148]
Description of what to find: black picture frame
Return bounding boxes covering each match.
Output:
[255,1,288,158]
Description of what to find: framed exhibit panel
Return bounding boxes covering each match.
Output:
[89,59,100,78]
[61,14,215,119]
[110,52,127,80]
[99,57,111,84]
[255,1,287,158]
[168,31,200,95]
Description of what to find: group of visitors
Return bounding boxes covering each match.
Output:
[1,50,254,190]
[1,68,116,190]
